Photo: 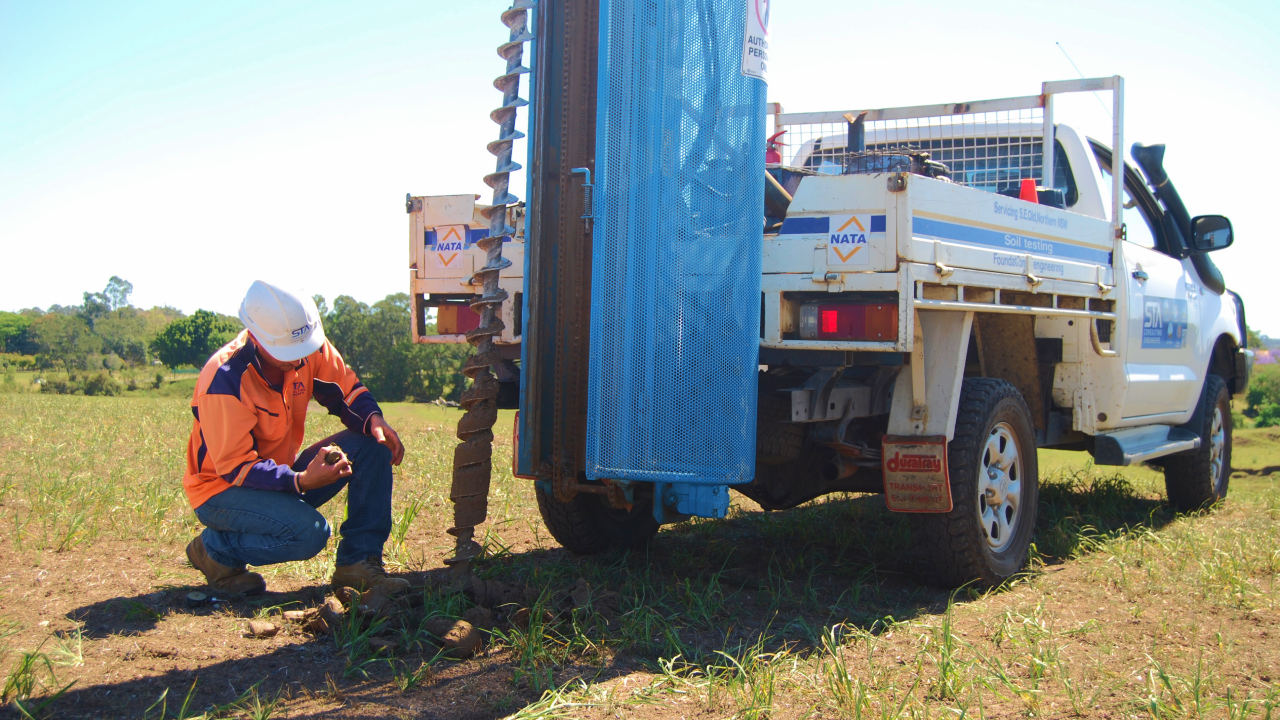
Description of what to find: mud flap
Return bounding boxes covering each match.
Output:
[882,435,953,512]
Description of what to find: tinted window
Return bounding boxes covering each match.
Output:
[1052,141,1078,207]
[1097,161,1158,250]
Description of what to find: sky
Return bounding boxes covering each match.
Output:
[3,0,1279,331]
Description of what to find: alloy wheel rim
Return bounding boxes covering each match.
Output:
[977,422,1022,553]
[1209,405,1225,490]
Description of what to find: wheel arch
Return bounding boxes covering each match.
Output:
[1208,332,1241,394]
[966,313,1047,432]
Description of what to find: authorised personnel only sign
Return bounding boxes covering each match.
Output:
[741,0,769,83]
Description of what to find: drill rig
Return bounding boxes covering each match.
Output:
[438,0,769,578]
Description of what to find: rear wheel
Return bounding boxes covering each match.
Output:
[1163,375,1231,511]
[535,484,659,555]
[757,392,804,465]
[911,378,1040,587]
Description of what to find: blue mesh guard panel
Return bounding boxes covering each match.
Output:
[586,0,766,485]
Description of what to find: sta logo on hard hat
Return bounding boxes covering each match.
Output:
[291,322,314,341]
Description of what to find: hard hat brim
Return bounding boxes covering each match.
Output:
[259,325,326,363]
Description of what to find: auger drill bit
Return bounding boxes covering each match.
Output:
[445,0,532,584]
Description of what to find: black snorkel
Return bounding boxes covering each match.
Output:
[1131,142,1226,295]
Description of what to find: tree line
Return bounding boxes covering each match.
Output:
[0,278,470,403]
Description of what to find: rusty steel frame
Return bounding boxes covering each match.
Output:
[518,0,601,504]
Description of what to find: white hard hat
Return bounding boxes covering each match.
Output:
[238,280,326,362]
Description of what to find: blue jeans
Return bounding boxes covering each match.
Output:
[194,430,394,569]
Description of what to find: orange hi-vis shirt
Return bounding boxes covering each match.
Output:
[183,330,382,509]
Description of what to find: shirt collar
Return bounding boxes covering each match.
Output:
[244,339,285,393]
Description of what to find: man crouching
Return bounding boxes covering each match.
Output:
[182,280,409,596]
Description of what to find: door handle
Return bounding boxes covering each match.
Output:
[1132,270,1149,281]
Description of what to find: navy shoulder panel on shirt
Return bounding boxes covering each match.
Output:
[205,344,256,399]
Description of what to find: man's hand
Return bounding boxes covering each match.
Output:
[369,414,404,466]
[296,445,352,492]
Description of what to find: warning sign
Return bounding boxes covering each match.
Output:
[827,215,872,266]
[882,436,953,512]
[741,0,769,83]
[432,225,467,269]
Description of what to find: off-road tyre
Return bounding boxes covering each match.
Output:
[535,485,659,555]
[910,378,1040,588]
[757,392,804,465]
[1162,374,1231,512]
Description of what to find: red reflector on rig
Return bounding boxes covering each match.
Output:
[812,303,898,341]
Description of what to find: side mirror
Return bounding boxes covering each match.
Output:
[1189,215,1233,252]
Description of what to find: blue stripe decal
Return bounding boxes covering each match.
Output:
[778,215,888,236]
[778,217,828,234]
[912,216,1112,265]
[425,227,510,247]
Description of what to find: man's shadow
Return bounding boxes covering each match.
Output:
[69,583,331,641]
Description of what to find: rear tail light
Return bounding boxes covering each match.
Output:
[799,303,897,341]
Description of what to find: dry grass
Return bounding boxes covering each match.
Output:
[0,393,1276,719]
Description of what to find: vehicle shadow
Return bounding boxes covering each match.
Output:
[470,465,1179,662]
[49,467,1176,719]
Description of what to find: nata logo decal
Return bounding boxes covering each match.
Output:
[885,451,943,474]
[433,225,466,268]
[827,215,871,264]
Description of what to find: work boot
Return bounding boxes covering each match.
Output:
[185,535,266,595]
[331,556,410,594]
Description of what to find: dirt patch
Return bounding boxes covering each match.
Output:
[0,537,598,719]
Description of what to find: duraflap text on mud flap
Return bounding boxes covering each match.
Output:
[882,435,952,512]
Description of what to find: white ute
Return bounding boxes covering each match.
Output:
[410,77,1251,587]
[747,76,1250,585]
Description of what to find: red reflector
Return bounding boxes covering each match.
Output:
[866,304,897,340]
[820,309,838,334]
[437,305,481,335]
[815,304,898,341]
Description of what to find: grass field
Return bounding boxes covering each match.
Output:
[0,393,1276,719]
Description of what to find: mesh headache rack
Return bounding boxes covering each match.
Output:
[768,77,1126,224]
